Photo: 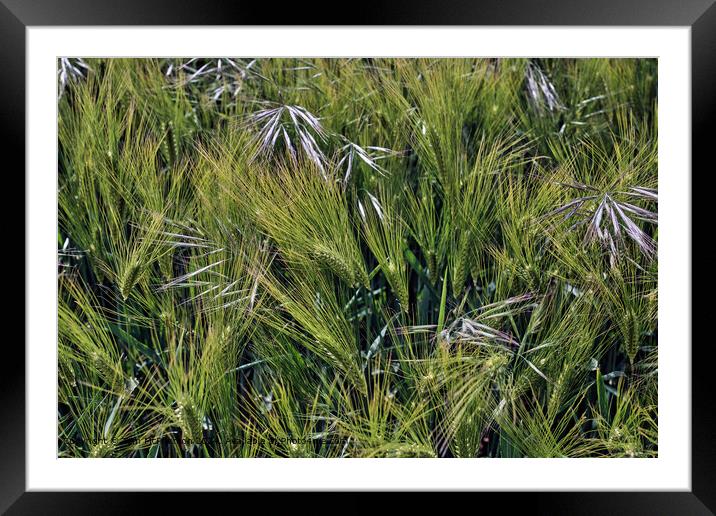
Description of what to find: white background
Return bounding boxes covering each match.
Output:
[27,27,691,491]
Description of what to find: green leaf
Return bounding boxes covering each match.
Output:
[107,322,159,361]
[404,248,440,300]
[103,395,123,439]
[437,268,448,337]
[596,368,610,423]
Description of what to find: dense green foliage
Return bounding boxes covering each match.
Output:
[58,58,658,458]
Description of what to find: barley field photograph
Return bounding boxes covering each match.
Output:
[57,57,658,459]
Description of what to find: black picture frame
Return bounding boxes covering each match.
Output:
[4,1,710,513]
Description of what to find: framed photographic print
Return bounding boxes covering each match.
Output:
[5,0,712,512]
